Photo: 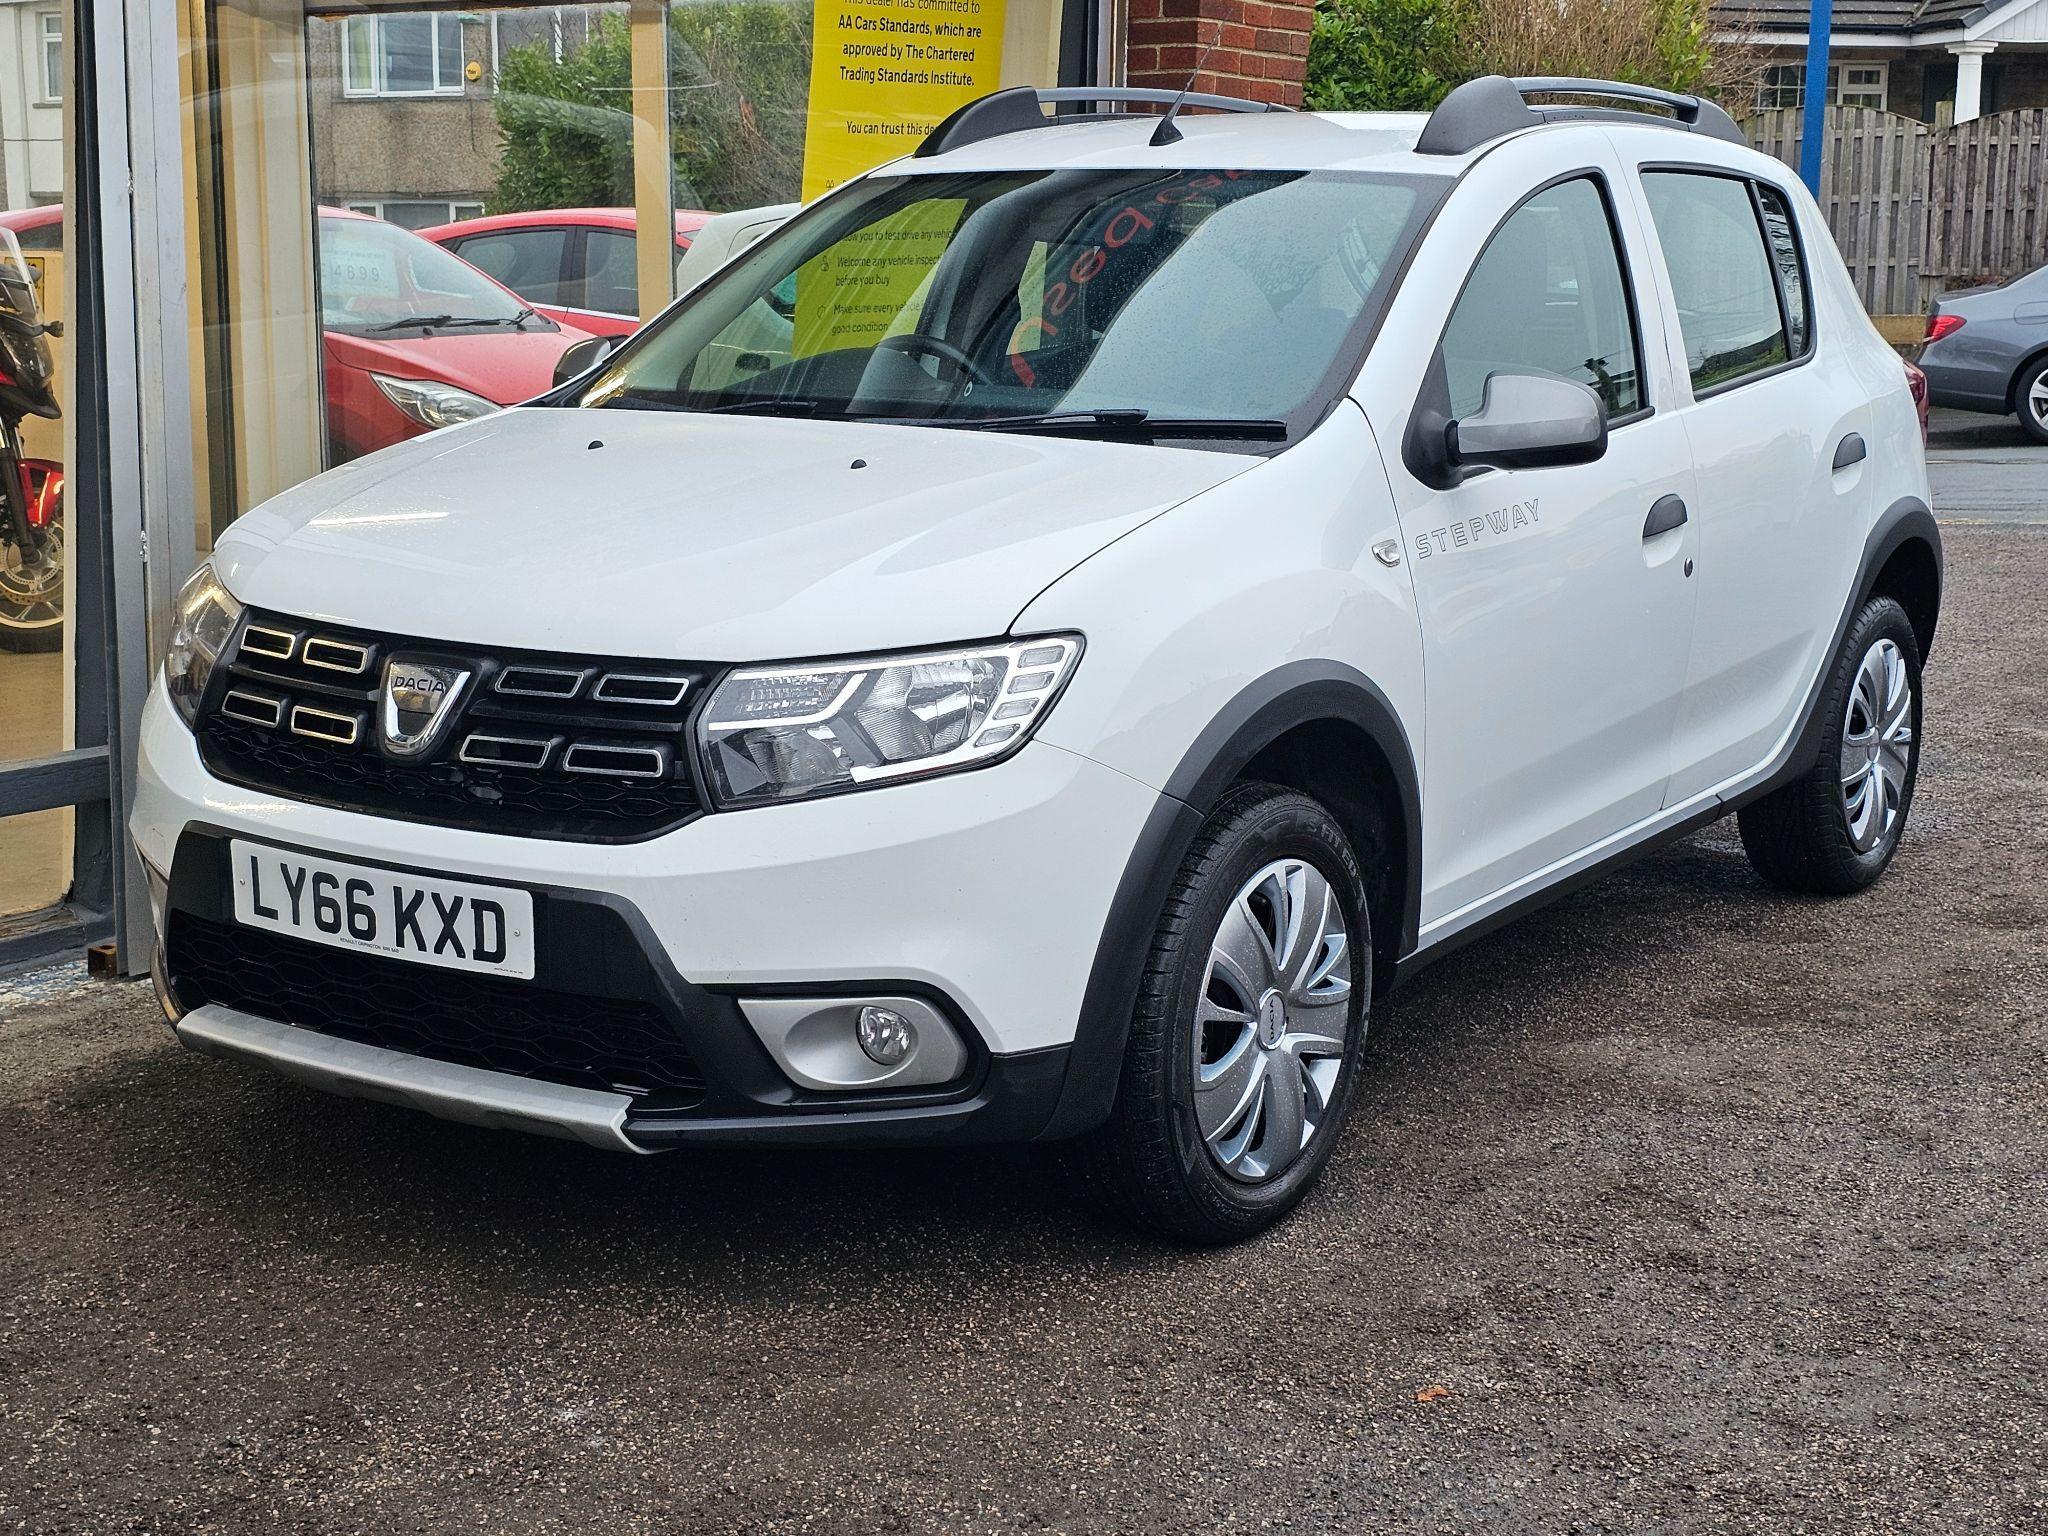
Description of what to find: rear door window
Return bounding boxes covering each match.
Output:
[1641,172,1792,392]
[582,229,640,316]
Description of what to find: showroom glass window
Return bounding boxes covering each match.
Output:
[1440,176,1643,419]
[343,14,464,97]
[1642,172,1794,392]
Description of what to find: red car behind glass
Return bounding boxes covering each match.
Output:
[0,204,593,463]
[420,208,714,337]
[316,208,594,460]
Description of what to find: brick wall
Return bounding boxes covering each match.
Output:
[1124,0,1316,108]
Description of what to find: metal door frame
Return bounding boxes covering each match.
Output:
[0,0,197,974]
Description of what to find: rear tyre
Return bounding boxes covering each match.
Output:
[1738,596,1922,894]
[2017,355,2048,446]
[1078,784,1372,1244]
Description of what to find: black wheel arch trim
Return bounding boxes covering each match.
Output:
[1776,494,1939,783]
[1039,662,1422,1140]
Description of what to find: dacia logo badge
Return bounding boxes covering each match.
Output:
[379,656,472,758]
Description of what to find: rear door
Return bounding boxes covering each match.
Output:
[1375,151,1700,930]
[1622,164,1872,803]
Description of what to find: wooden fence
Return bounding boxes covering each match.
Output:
[1926,109,2048,285]
[1739,106,2048,316]
[1741,106,1932,315]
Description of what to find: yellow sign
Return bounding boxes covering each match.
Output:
[801,0,1010,203]
[792,196,964,356]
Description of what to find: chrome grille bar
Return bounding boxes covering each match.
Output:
[561,743,668,779]
[240,624,298,662]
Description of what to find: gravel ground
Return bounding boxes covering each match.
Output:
[2,526,2044,1535]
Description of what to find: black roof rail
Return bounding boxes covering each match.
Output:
[1415,74,1746,156]
[915,86,1289,160]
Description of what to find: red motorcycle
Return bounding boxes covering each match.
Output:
[0,230,64,654]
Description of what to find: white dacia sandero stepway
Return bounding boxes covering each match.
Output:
[134,77,1939,1241]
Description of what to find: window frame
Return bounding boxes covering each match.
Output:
[1427,167,1655,438]
[37,11,63,103]
[341,14,467,100]
[347,198,485,230]
[1638,163,1818,403]
[1753,60,1888,113]
[1836,62,1888,110]
[1757,64,1803,112]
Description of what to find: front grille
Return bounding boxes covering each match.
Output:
[194,609,711,841]
[167,912,707,1105]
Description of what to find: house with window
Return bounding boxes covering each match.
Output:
[0,1,64,211]
[1715,1,2048,123]
[311,7,603,228]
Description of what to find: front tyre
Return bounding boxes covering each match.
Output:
[1079,784,1372,1244]
[1738,595,1923,894]
[0,514,63,654]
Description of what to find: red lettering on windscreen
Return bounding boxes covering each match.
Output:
[1006,170,1250,386]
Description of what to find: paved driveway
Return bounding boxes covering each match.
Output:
[1,463,2042,1533]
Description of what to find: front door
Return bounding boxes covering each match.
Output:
[1388,172,1700,932]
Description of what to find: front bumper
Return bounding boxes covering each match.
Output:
[133,682,1161,1148]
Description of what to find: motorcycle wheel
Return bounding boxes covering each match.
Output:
[0,512,63,654]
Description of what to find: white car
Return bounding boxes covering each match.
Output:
[134,77,1941,1243]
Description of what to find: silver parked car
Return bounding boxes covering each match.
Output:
[1918,263,2048,443]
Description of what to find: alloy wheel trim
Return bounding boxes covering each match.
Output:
[0,514,64,629]
[1840,635,1912,854]
[1191,857,1355,1184]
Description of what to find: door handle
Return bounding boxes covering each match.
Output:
[1833,433,1867,470]
[1643,495,1688,539]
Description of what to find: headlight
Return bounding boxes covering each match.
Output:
[702,635,1083,807]
[371,373,499,430]
[165,561,242,725]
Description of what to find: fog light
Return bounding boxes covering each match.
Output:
[856,1005,915,1066]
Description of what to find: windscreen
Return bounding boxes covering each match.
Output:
[574,168,1438,442]
[319,215,533,333]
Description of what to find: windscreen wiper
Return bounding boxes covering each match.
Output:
[359,314,530,333]
[587,394,828,417]
[698,397,831,417]
[950,409,1289,441]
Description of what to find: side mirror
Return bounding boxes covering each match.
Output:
[1451,370,1607,474]
[552,334,622,388]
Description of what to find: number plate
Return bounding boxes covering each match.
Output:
[229,840,536,980]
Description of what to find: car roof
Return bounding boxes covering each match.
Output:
[0,206,60,230]
[894,110,1468,178]
[888,106,1779,181]
[417,208,715,241]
